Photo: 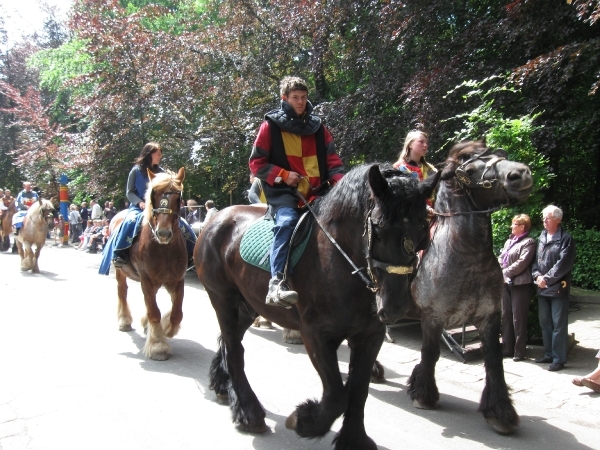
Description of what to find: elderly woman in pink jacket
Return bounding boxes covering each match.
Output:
[498,214,536,361]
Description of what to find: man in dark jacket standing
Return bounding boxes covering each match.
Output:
[532,205,576,372]
[249,76,344,308]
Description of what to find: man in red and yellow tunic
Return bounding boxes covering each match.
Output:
[249,76,344,308]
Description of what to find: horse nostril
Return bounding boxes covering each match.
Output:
[378,309,388,322]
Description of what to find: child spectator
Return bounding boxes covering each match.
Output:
[77,220,95,250]
[52,215,65,247]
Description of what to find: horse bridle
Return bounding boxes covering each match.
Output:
[296,188,417,293]
[364,213,419,293]
[441,148,511,214]
[148,190,181,240]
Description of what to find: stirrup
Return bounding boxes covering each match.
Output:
[113,256,126,268]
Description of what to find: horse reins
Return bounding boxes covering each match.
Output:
[295,190,416,293]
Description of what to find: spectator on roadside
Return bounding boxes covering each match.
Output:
[532,205,576,372]
[86,219,105,253]
[68,204,83,244]
[77,220,95,250]
[498,214,536,361]
[90,199,103,221]
[52,214,65,247]
[104,201,117,222]
[572,350,600,393]
[201,200,218,228]
[185,199,201,224]
[80,202,89,224]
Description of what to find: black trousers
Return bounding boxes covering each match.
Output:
[502,283,534,358]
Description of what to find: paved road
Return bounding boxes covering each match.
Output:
[1,241,599,450]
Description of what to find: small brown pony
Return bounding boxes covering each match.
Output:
[15,198,55,273]
[1,200,17,252]
[110,168,188,361]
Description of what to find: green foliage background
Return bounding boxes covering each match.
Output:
[1,0,599,289]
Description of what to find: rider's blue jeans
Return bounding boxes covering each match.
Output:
[270,207,299,278]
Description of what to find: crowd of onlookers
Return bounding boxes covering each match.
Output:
[47,199,118,252]
[47,196,219,252]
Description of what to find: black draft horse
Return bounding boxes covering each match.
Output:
[195,163,439,449]
[408,141,533,434]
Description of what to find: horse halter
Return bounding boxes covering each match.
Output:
[148,190,181,241]
[364,213,418,293]
[453,149,510,211]
[294,189,415,293]
[152,191,181,217]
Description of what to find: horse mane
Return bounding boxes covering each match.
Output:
[143,170,183,223]
[314,163,428,225]
[28,198,54,215]
[441,140,488,180]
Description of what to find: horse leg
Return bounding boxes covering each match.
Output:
[331,328,385,450]
[162,278,184,338]
[478,312,520,434]
[20,242,32,271]
[211,294,267,432]
[408,318,441,409]
[286,333,347,439]
[140,279,170,361]
[32,244,42,273]
[282,328,303,344]
[115,269,133,331]
[209,334,231,404]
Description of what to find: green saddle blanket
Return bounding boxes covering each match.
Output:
[240,215,311,272]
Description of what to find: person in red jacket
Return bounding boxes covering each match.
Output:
[249,76,344,308]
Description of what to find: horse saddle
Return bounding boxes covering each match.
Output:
[240,211,313,272]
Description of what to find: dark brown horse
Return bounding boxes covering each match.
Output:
[112,168,188,361]
[407,141,533,434]
[195,164,439,449]
[1,200,17,252]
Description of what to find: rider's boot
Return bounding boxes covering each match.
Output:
[265,272,298,309]
[13,226,19,236]
[113,250,127,268]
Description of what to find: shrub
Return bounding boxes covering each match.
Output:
[569,226,600,291]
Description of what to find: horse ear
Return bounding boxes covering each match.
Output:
[148,169,156,181]
[440,162,456,180]
[177,167,185,183]
[420,171,441,198]
[368,164,389,198]
[494,149,508,159]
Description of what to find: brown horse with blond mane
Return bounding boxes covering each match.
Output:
[109,168,188,361]
[15,198,55,273]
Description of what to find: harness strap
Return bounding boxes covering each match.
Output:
[294,190,376,292]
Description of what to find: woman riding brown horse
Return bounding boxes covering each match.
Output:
[110,168,188,361]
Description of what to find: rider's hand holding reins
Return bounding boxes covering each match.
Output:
[284,171,302,188]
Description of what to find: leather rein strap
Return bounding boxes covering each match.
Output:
[295,190,415,293]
